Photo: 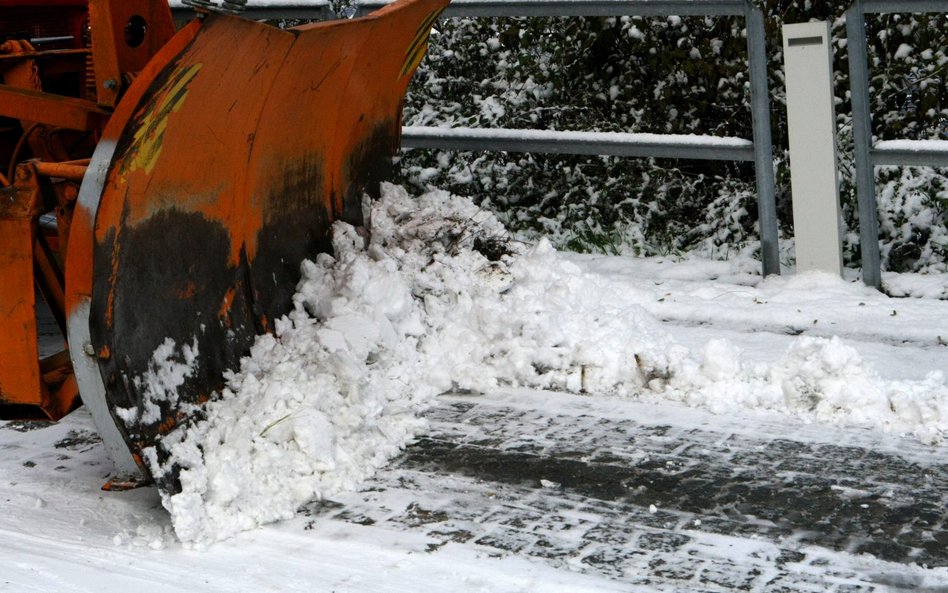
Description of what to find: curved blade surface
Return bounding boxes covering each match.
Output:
[67,0,446,488]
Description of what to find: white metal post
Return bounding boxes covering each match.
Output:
[782,21,844,276]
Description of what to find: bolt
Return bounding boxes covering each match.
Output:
[103,78,118,90]
[83,342,95,356]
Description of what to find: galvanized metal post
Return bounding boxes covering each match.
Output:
[845,0,881,289]
[744,2,780,276]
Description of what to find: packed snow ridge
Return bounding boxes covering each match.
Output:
[148,183,947,545]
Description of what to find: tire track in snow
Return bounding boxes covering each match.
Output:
[305,393,948,592]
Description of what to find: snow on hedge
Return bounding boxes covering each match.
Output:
[148,184,947,546]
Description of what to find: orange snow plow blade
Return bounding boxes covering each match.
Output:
[64,0,446,484]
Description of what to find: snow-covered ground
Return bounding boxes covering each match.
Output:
[2,184,946,591]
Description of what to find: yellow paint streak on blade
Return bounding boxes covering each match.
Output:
[400,7,443,78]
[125,63,203,175]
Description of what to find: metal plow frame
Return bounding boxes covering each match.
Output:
[66,0,447,487]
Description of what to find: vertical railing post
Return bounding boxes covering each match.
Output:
[846,0,881,288]
[744,2,780,276]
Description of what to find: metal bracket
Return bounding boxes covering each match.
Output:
[183,0,248,14]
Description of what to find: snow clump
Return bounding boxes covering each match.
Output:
[115,337,199,427]
[664,337,947,442]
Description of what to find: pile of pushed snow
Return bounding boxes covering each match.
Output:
[148,184,677,546]
[149,183,947,546]
[667,337,947,444]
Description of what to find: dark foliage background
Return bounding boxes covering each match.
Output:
[394,2,948,273]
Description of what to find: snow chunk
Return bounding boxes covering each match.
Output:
[116,337,199,427]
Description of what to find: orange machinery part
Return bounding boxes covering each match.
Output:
[0,0,447,485]
[0,162,78,419]
[0,0,175,419]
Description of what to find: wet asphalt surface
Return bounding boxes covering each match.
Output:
[304,394,948,592]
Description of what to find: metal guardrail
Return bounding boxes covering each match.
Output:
[846,0,948,289]
[870,141,948,168]
[402,128,757,161]
[361,0,748,17]
[171,0,781,278]
[171,0,755,19]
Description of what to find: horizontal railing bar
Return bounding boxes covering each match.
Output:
[170,0,749,19]
[870,141,948,167]
[861,0,948,14]
[361,0,747,17]
[401,126,755,161]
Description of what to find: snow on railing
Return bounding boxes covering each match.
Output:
[403,127,755,161]
[871,140,948,168]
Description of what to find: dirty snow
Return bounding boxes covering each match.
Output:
[139,183,948,546]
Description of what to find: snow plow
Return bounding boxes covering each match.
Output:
[0,0,446,485]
